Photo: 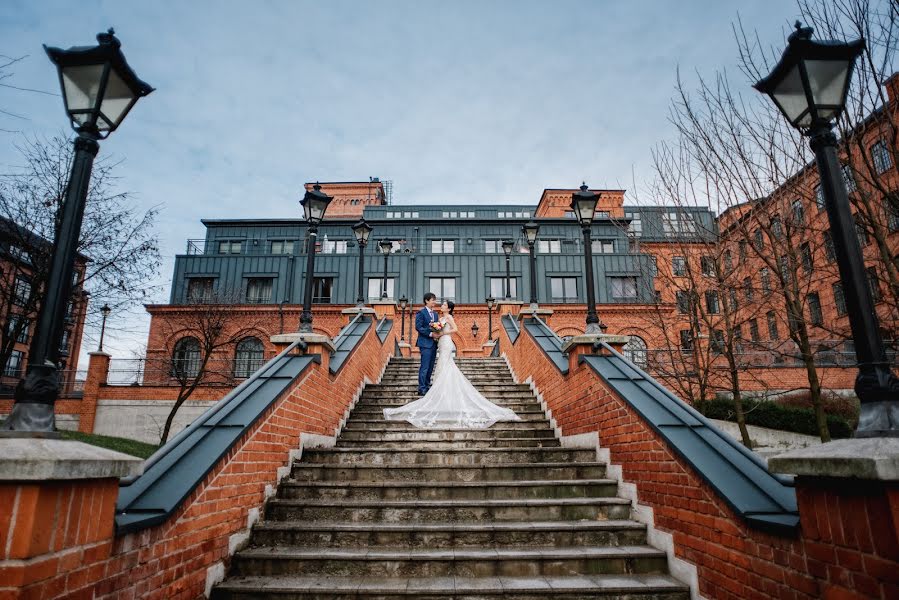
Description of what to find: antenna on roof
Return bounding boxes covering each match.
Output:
[383,180,394,205]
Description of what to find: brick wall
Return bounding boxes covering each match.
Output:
[499,322,898,599]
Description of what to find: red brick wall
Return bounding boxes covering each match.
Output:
[499,322,899,599]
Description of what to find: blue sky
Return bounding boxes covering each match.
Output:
[0,0,800,362]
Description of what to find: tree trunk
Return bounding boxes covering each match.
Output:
[794,316,831,442]
[727,356,752,448]
[159,393,189,446]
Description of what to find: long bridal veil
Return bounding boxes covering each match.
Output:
[384,333,521,429]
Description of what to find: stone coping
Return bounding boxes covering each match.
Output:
[340,307,377,315]
[560,334,630,354]
[768,438,899,481]
[0,438,143,481]
[516,307,555,319]
[270,333,337,352]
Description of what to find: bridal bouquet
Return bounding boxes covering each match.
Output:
[429,322,444,334]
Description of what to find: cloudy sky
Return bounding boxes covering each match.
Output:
[0,0,801,364]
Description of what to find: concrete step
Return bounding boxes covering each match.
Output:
[369,384,531,392]
[350,407,546,417]
[335,438,560,449]
[276,479,617,501]
[300,447,594,466]
[265,497,633,523]
[336,428,557,442]
[355,403,541,414]
[345,413,549,425]
[289,462,608,483]
[341,419,552,431]
[249,519,647,549]
[230,545,669,578]
[359,392,537,402]
[212,574,690,599]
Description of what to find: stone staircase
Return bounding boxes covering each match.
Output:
[212,357,689,599]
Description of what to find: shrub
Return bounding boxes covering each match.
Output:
[774,389,859,426]
[697,397,852,439]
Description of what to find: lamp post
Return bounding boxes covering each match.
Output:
[755,22,898,436]
[572,184,603,334]
[522,221,540,308]
[98,303,111,351]
[486,295,495,341]
[2,30,152,434]
[501,239,514,300]
[398,295,408,341]
[299,184,332,333]
[351,218,373,308]
[378,240,392,299]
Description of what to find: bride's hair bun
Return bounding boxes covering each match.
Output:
[444,300,455,315]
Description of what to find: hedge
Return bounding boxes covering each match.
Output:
[697,397,852,439]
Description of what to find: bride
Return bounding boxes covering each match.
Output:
[384,300,522,429]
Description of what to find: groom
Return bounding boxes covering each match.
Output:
[415,292,440,396]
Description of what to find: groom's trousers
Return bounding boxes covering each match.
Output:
[418,346,437,394]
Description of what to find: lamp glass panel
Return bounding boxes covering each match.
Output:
[303,198,327,221]
[98,68,137,129]
[523,226,539,244]
[61,64,105,118]
[805,59,850,110]
[771,64,811,125]
[574,197,597,223]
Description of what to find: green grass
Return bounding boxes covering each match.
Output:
[61,430,158,459]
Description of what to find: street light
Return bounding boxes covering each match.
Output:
[351,218,373,308]
[571,183,603,334]
[2,30,152,434]
[98,303,111,351]
[501,239,514,300]
[398,295,408,341]
[471,321,480,339]
[378,240,393,299]
[486,295,495,341]
[755,22,898,437]
[522,221,540,308]
[299,183,332,333]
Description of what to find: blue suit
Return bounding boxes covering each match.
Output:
[415,307,439,394]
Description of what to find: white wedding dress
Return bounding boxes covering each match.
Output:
[383,318,522,429]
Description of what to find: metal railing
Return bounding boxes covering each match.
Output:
[106,357,265,387]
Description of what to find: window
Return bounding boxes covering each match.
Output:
[592,239,615,254]
[270,240,295,254]
[739,240,747,263]
[485,240,501,254]
[823,231,836,262]
[429,277,456,301]
[245,278,273,304]
[59,329,70,354]
[767,311,779,340]
[7,245,29,263]
[800,242,813,273]
[808,292,823,326]
[749,319,760,342]
[868,266,881,303]
[872,140,892,174]
[760,268,771,294]
[187,277,214,302]
[705,290,720,314]
[550,277,577,301]
[625,211,642,237]
[771,216,783,238]
[792,200,805,225]
[724,250,733,272]
[610,276,638,300]
[172,337,201,379]
[744,277,754,301]
[814,185,826,210]
[4,350,23,377]
[623,336,648,367]
[320,238,348,254]
[234,337,264,378]
[12,276,30,306]
[855,217,869,247]
[313,277,333,303]
[5,315,29,344]
[728,287,738,312]
[431,240,455,254]
[672,256,686,277]
[841,163,857,192]
[679,330,693,351]
[833,283,847,316]
[368,277,395,301]
[779,255,791,282]
[676,290,690,314]
[218,240,242,254]
[753,228,764,250]
[654,290,662,304]
[538,240,561,254]
[711,329,725,354]
[489,277,517,299]
[701,256,715,277]
[663,211,697,235]
[887,194,899,232]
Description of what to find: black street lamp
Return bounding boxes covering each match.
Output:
[522,221,540,307]
[501,239,514,300]
[398,295,408,341]
[471,321,480,339]
[378,240,393,299]
[486,295,495,341]
[2,30,152,434]
[98,303,111,351]
[572,184,603,334]
[299,184,332,333]
[755,22,898,436]
[351,218,373,308]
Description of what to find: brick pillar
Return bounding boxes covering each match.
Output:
[0,438,141,598]
[78,351,110,433]
[370,300,396,321]
[560,334,630,373]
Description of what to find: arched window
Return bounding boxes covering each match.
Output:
[234,337,264,378]
[623,335,648,368]
[172,337,201,379]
